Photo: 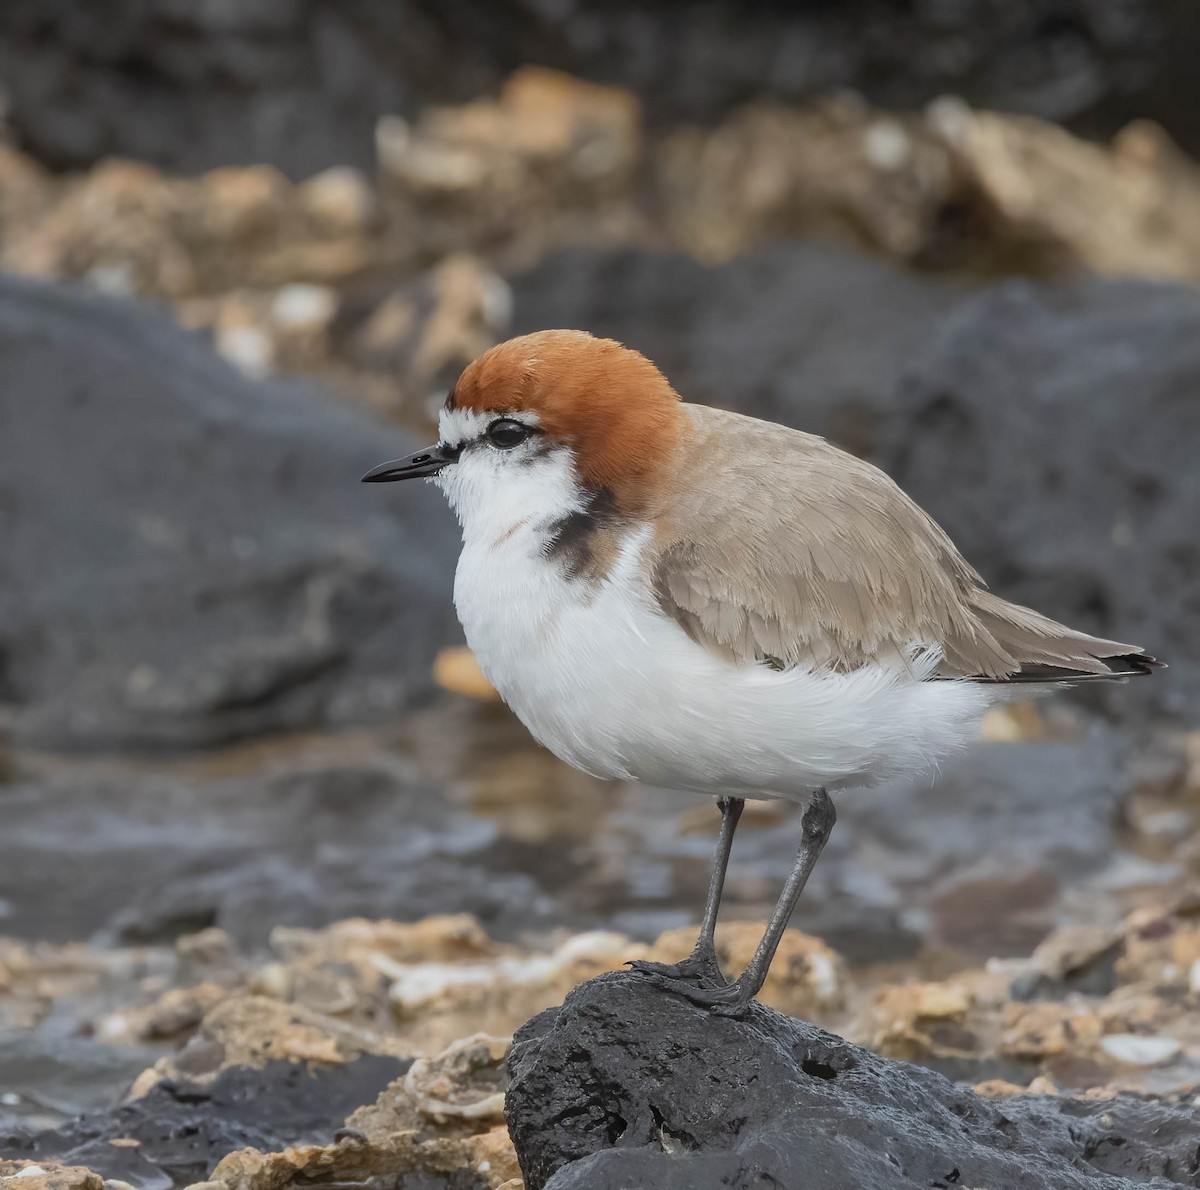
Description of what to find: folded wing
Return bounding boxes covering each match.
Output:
[652,407,1157,682]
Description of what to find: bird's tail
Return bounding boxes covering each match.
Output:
[966,589,1163,684]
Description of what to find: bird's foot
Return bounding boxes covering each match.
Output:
[627,947,728,988]
[638,972,758,1017]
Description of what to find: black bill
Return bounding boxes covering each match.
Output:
[361,442,458,483]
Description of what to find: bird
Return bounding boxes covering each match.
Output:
[363,329,1162,1015]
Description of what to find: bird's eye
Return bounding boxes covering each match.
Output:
[487,419,529,449]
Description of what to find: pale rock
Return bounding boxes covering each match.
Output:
[298,166,375,233]
[434,647,499,701]
[272,283,338,331]
[1099,1033,1182,1066]
[216,324,273,377]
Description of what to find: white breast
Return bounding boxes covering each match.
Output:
[450,512,993,802]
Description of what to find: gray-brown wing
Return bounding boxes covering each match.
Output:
[653,407,1143,679]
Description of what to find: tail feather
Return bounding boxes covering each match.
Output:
[977,652,1163,684]
[965,589,1163,685]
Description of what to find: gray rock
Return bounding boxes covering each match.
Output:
[0,276,458,750]
[507,971,1200,1190]
[882,277,1200,721]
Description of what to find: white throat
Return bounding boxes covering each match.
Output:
[435,442,582,546]
[433,405,583,544]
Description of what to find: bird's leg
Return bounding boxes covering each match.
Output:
[643,788,835,1016]
[628,796,744,986]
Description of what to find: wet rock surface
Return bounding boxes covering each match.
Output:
[507,971,1200,1190]
[797,731,1134,963]
[0,759,553,945]
[0,275,458,751]
[2,1056,408,1188]
[0,1035,160,1134]
[0,712,1162,965]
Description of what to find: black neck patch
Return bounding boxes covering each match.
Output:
[543,486,623,582]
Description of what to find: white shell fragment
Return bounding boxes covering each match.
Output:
[1099,1034,1181,1067]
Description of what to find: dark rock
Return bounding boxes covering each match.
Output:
[506,971,1200,1190]
[0,276,458,751]
[0,1,1189,176]
[0,1055,408,1188]
[883,278,1200,721]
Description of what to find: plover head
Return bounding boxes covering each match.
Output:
[362,330,684,539]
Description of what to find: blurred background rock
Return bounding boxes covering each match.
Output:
[1,4,1199,1188]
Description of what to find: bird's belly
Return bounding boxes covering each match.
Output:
[453,539,992,799]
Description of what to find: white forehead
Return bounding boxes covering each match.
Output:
[439,406,540,446]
